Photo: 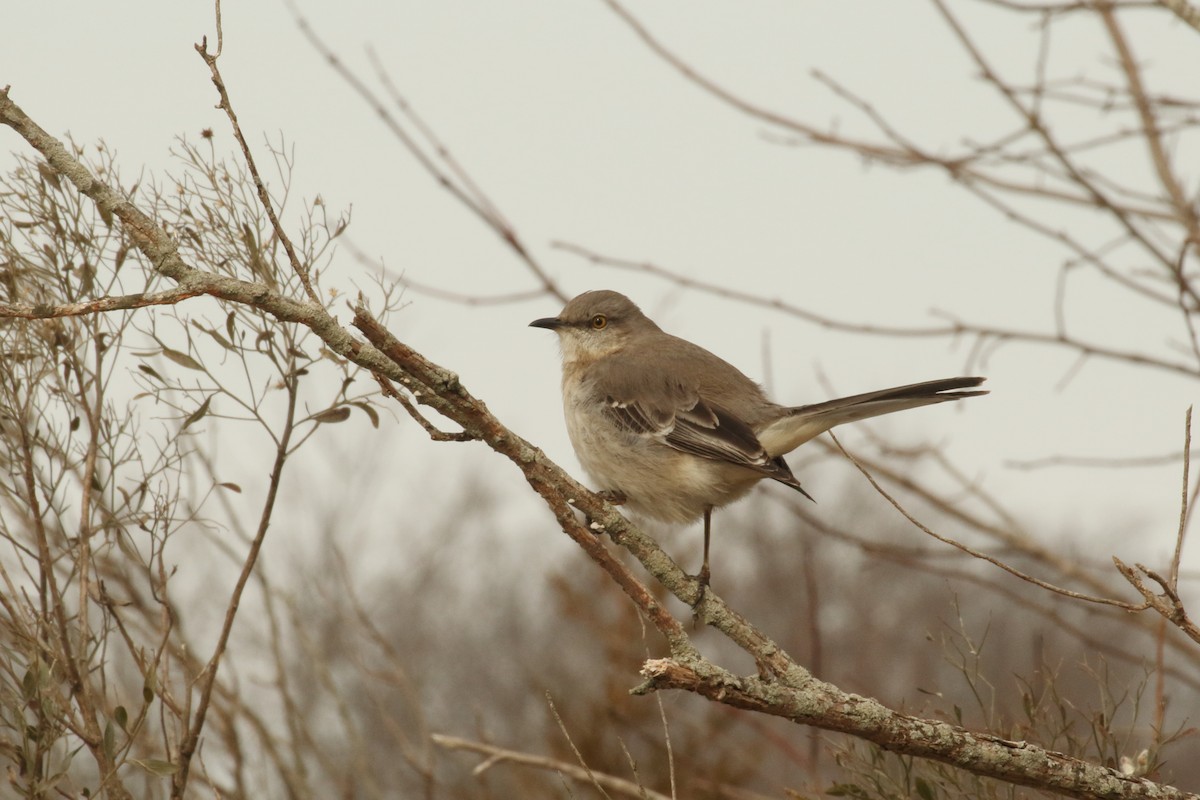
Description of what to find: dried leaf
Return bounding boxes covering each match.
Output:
[76,261,95,295]
[312,407,351,424]
[129,758,179,776]
[103,721,115,762]
[144,667,157,703]
[162,348,203,371]
[114,243,129,271]
[191,320,233,351]
[353,402,380,429]
[181,396,212,431]
[37,161,62,190]
[217,482,242,493]
[137,365,165,386]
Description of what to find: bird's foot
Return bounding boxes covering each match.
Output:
[690,564,712,621]
[753,653,784,682]
[596,489,627,506]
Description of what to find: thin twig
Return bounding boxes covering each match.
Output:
[555,239,1200,379]
[432,734,672,800]
[545,693,615,800]
[553,240,961,336]
[1098,4,1200,331]
[1171,406,1193,587]
[928,0,1178,274]
[172,373,301,798]
[370,371,477,442]
[653,692,676,800]
[194,29,323,307]
[341,236,548,306]
[828,431,1146,610]
[285,1,565,303]
[1113,558,1200,645]
[779,496,1200,691]
[1158,0,1200,31]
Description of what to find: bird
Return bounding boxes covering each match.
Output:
[530,290,986,588]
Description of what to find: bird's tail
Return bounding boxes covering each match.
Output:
[757,376,987,457]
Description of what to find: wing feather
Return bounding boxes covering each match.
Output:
[591,353,810,496]
[605,394,793,481]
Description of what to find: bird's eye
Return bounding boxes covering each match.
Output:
[590,314,608,330]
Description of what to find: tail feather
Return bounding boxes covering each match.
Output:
[757,377,986,457]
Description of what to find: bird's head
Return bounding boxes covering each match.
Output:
[529,290,658,363]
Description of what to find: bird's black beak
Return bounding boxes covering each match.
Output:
[529,316,564,330]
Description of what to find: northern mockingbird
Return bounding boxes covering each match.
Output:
[531,290,986,586]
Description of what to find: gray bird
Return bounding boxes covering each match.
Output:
[531,290,986,587]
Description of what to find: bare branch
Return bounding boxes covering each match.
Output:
[556,239,1200,378]
[635,659,1193,800]
[370,371,477,442]
[194,33,323,306]
[432,734,673,800]
[1171,407,1193,586]
[828,432,1146,609]
[1114,558,1200,644]
[1100,6,1200,240]
[552,240,961,337]
[928,0,1179,274]
[171,366,300,797]
[1158,0,1200,31]
[285,2,566,303]
[0,286,203,319]
[341,236,549,306]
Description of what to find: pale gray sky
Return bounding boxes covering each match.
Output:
[4,2,1198,580]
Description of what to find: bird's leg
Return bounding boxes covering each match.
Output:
[689,506,714,617]
[698,506,713,591]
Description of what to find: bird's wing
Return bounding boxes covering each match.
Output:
[605,393,809,497]
[606,392,773,472]
[589,347,809,494]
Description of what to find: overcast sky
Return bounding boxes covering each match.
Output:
[4,2,1198,584]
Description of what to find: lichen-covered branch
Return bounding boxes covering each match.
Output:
[637,659,1195,800]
